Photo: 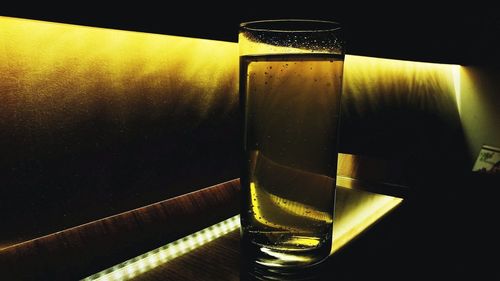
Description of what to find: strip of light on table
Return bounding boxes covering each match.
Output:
[81,215,240,281]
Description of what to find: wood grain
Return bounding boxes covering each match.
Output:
[0,154,407,280]
[0,180,240,280]
[115,185,402,281]
[136,230,241,281]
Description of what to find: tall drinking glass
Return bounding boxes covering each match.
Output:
[239,19,345,274]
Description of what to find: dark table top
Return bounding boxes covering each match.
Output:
[82,183,403,281]
[1,153,410,280]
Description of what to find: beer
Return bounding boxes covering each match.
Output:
[240,53,344,267]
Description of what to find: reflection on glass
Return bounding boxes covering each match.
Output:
[239,20,345,275]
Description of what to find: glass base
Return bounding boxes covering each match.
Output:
[241,240,331,281]
[240,257,330,281]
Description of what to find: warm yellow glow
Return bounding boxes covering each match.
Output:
[284,236,322,247]
[336,176,355,189]
[249,182,302,230]
[250,181,329,232]
[457,67,500,162]
[344,55,457,87]
[259,247,313,265]
[268,192,333,223]
[452,65,462,117]
[0,16,462,141]
[331,187,403,253]
[0,16,238,131]
[82,188,401,280]
[85,189,399,279]
[343,55,459,119]
[81,216,240,281]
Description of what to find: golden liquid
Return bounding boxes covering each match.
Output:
[240,54,344,267]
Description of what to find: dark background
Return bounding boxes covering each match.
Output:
[3,3,500,66]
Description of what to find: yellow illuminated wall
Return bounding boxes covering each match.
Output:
[457,67,500,162]
[0,16,461,129]
[0,16,238,131]
[0,16,240,249]
[342,54,460,127]
[0,15,462,142]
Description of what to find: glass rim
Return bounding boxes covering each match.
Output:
[240,19,341,33]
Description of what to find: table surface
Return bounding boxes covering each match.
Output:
[84,183,403,281]
[0,154,408,280]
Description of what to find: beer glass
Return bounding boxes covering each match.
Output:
[239,19,345,273]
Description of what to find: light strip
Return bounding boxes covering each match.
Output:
[82,193,402,280]
[81,216,240,281]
